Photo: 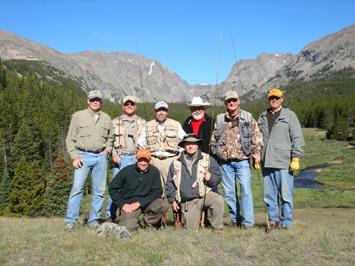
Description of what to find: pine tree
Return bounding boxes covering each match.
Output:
[8,157,45,216]
[0,166,11,212]
[40,152,72,216]
[10,115,43,167]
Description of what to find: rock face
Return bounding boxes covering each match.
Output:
[0,29,194,102]
[221,24,355,100]
[1,24,355,102]
[218,53,294,100]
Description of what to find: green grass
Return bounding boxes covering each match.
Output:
[1,128,355,265]
[0,208,354,265]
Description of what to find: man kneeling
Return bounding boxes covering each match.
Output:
[166,134,224,231]
[109,149,169,230]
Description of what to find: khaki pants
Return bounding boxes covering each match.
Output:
[117,198,169,230]
[151,156,177,196]
[181,192,224,230]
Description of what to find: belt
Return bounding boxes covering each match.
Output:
[77,147,105,154]
[120,152,136,156]
[152,155,173,160]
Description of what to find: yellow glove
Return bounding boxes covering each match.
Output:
[253,162,261,170]
[290,157,300,171]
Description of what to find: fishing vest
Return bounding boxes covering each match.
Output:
[172,153,211,203]
[113,115,146,153]
[146,118,180,153]
[212,109,253,157]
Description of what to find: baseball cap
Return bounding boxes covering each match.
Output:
[224,91,239,101]
[122,95,136,104]
[154,101,169,110]
[88,90,103,100]
[136,149,151,161]
[267,88,283,98]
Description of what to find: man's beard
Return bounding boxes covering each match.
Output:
[192,112,204,120]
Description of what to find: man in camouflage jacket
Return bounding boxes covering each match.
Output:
[211,91,263,228]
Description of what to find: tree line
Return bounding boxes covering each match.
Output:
[0,59,354,217]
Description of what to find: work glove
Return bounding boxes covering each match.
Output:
[253,162,261,170]
[290,157,300,172]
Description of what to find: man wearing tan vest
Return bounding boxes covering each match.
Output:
[105,95,146,221]
[140,101,186,195]
[166,134,224,231]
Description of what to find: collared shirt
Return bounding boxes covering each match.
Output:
[66,108,113,159]
[138,119,186,157]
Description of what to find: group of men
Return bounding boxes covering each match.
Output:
[64,87,304,233]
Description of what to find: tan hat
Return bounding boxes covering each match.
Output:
[136,149,151,161]
[178,133,203,147]
[188,97,210,107]
[267,88,283,98]
[122,95,136,104]
[88,90,102,100]
[224,91,239,101]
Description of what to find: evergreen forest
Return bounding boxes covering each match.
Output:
[0,58,354,217]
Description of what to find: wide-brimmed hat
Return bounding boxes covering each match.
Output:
[188,97,210,108]
[178,133,203,147]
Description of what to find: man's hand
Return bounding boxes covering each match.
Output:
[121,204,133,213]
[172,201,180,212]
[204,171,211,182]
[130,202,140,211]
[290,157,300,171]
[113,155,121,165]
[252,154,261,164]
[253,162,261,170]
[73,157,83,169]
[101,149,110,156]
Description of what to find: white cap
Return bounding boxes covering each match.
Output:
[154,101,169,110]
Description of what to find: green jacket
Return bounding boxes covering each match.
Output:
[66,108,113,159]
[258,107,305,169]
[108,164,163,209]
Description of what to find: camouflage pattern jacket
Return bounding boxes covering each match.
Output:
[211,109,263,161]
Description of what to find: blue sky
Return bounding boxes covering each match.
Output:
[1,0,354,85]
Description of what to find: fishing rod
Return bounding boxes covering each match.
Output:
[200,33,224,228]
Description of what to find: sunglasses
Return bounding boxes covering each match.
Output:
[268,96,281,101]
[89,98,102,102]
[124,101,136,106]
[225,98,238,104]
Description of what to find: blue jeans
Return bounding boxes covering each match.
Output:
[105,155,136,218]
[65,151,107,225]
[220,159,254,226]
[262,168,294,228]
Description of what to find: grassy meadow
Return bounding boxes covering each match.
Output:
[1,128,355,265]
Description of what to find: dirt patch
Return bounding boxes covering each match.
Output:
[329,160,343,165]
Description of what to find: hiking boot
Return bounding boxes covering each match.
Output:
[105,217,114,223]
[161,215,168,228]
[241,224,254,230]
[65,223,75,231]
[269,222,280,230]
[88,221,99,229]
[212,228,224,234]
[230,221,241,228]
